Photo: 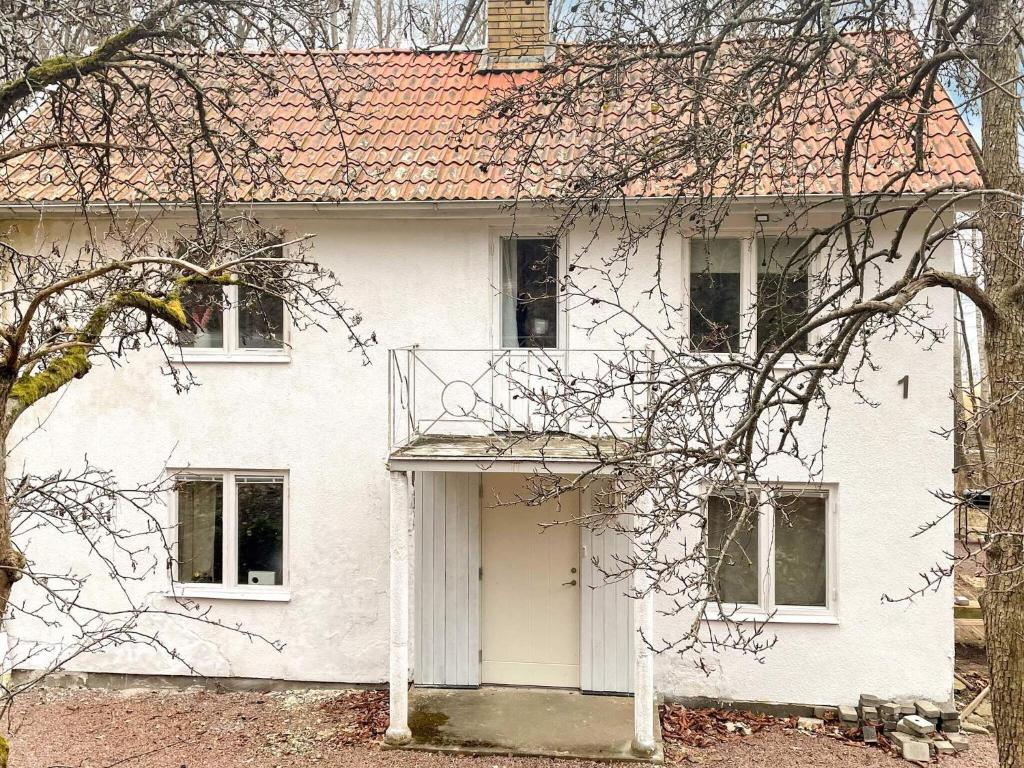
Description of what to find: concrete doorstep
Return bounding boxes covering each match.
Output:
[390,686,664,763]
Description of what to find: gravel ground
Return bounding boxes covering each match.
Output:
[1,687,1000,768]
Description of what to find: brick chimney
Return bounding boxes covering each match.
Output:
[481,0,550,71]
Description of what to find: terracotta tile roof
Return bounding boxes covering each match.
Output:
[0,45,981,205]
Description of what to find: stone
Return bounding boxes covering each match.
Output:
[879,702,900,720]
[861,706,878,722]
[946,732,970,752]
[838,705,859,722]
[898,715,936,736]
[813,706,837,721]
[725,721,752,737]
[861,724,878,744]
[902,739,932,762]
[915,700,941,719]
[934,739,956,755]
[797,717,824,731]
[962,719,990,735]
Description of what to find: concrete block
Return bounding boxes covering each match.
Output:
[861,724,878,744]
[861,706,878,722]
[859,694,883,708]
[898,700,916,715]
[915,700,941,719]
[939,701,959,720]
[947,732,970,752]
[934,739,956,755]
[902,739,932,762]
[879,702,900,720]
[889,731,914,749]
[882,720,899,732]
[898,715,936,736]
[940,718,961,732]
[838,705,859,722]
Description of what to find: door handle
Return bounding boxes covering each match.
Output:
[562,579,577,587]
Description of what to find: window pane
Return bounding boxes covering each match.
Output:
[757,238,808,352]
[689,239,742,353]
[237,477,285,586]
[501,237,559,348]
[238,285,285,349]
[706,493,759,604]
[774,493,827,606]
[178,285,225,349]
[176,477,223,584]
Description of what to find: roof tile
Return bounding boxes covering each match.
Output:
[0,47,981,205]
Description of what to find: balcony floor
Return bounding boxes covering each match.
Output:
[389,433,628,466]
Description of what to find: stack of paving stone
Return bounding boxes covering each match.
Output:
[837,695,968,761]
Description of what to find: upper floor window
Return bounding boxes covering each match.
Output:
[706,485,833,617]
[757,238,809,353]
[689,238,743,353]
[500,236,559,349]
[686,236,810,355]
[173,471,288,595]
[177,243,287,360]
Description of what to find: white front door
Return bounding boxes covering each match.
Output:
[480,474,581,688]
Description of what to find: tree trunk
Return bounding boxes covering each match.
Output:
[0,454,21,633]
[977,0,1024,766]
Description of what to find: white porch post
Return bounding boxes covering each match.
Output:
[385,469,413,745]
[632,587,656,756]
[631,492,657,758]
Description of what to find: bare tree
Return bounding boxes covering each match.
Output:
[465,2,1024,765]
[0,1,376,760]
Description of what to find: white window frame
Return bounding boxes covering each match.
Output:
[705,482,838,624]
[176,241,291,365]
[490,228,570,351]
[681,232,817,359]
[166,469,290,602]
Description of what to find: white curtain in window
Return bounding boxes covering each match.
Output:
[500,237,519,348]
[773,493,827,606]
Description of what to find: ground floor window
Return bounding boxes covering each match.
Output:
[173,471,287,589]
[705,485,833,618]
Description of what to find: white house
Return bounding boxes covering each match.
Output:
[0,6,980,760]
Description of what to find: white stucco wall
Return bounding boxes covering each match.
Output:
[4,206,954,706]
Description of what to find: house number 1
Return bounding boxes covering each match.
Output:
[898,375,909,399]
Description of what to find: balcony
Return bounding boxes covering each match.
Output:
[387,347,648,464]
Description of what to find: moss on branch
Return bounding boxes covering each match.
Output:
[8,287,189,412]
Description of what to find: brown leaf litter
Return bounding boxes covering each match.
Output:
[660,705,781,748]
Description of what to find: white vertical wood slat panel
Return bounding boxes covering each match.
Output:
[414,472,481,687]
[580,486,634,693]
[414,473,432,683]
[444,476,458,678]
[465,476,481,686]
[431,475,446,684]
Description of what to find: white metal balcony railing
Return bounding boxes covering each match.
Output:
[387,347,650,452]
